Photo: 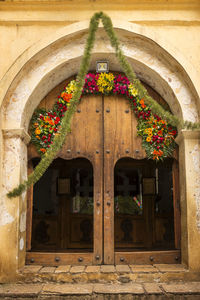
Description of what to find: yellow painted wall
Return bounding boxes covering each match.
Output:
[0,0,200,282]
[0,0,200,80]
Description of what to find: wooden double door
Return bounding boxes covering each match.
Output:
[27,94,180,265]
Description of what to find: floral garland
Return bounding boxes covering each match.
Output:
[8,11,199,198]
[31,72,177,161]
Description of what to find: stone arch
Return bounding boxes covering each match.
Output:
[0,21,199,129]
[0,20,200,279]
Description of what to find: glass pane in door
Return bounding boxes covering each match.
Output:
[31,157,94,252]
[114,158,175,251]
[114,158,144,250]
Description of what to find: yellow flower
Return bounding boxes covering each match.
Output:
[128,84,138,97]
[35,128,41,135]
[146,136,151,142]
[66,80,77,94]
[147,128,152,133]
[97,73,114,94]
[148,133,153,137]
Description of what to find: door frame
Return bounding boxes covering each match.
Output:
[26,95,181,266]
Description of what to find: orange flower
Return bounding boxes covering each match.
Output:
[146,136,151,142]
[35,128,41,135]
[157,130,163,136]
[36,135,40,140]
[61,92,72,102]
[160,120,166,125]
[40,148,46,153]
[140,99,144,105]
[153,149,163,160]
[140,98,146,108]
[44,116,50,122]
[49,120,54,126]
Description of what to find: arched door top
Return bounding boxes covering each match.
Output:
[1,20,199,133]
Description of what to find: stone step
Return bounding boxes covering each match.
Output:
[1,282,200,299]
[17,264,200,284]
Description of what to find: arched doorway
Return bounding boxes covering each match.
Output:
[1,20,199,279]
[26,78,181,265]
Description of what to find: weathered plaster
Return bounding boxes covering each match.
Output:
[0,137,21,226]
[0,18,200,280]
[0,205,14,227]
[20,212,26,233]
[19,238,24,251]
[191,144,200,232]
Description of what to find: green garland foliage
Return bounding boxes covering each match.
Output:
[30,72,177,160]
[7,11,200,198]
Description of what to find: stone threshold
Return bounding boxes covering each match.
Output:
[1,282,200,299]
[17,264,200,284]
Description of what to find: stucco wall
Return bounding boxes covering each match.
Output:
[0,0,200,282]
[0,0,200,84]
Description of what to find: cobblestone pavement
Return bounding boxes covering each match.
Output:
[17,264,200,284]
[1,264,200,299]
[1,282,200,299]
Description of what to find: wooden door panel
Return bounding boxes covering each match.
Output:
[172,153,181,249]
[26,252,93,266]
[103,95,146,264]
[58,95,103,263]
[114,216,145,248]
[115,250,181,265]
[104,95,145,163]
[103,96,116,264]
[31,215,58,251]
[110,97,132,157]
[69,215,93,248]
[28,95,104,265]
